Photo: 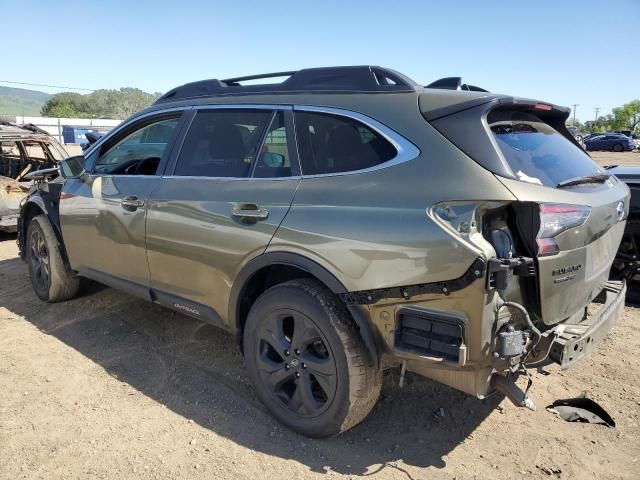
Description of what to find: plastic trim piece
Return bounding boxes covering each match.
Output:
[340,257,486,305]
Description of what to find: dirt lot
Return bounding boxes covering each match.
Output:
[1,151,640,480]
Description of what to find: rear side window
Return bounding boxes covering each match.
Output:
[294,111,396,175]
[488,110,601,187]
[174,109,272,177]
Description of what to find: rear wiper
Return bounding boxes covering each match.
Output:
[556,173,611,189]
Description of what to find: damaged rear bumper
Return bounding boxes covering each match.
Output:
[546,280,626,368]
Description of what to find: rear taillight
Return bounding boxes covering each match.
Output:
[536,203,591,256]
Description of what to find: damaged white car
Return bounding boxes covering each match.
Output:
[0,123,67,232]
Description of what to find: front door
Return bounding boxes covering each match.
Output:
[60,113,184,294]
[145,107,300,324]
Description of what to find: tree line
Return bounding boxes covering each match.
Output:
[41,88,161,119]
[569,99,640,135]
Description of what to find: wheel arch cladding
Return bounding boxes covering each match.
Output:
[231,252,381,367]
[19,201,47,257]
[20,199,67,266]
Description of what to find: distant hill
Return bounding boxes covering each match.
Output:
[0,86,51,116]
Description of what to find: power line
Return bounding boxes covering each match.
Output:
[0,80,95,92]
[571,104,579,124]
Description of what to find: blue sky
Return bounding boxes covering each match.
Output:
[3,0,639,121]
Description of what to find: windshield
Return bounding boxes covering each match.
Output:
[488,110,603,187]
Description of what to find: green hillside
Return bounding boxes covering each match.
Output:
[0,86,51,116]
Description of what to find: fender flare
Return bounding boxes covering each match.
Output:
[230,251,380,367]
[19,194,65,261]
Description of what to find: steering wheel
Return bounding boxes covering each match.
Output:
[134,157,161,175]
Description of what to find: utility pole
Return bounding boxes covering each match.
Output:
[571,104,579,125]
[594,107,600,123]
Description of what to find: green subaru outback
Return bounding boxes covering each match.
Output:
[18,66,628,437]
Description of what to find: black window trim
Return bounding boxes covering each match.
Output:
[292,105,420,178]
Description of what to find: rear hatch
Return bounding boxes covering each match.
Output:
[425,98,629,324]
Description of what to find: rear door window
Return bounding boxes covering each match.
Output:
[174,109,272,178]
[488,110,602,187]
[252,111,294,178]
[294,111,396,175]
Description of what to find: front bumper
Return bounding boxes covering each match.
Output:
[547,280,625,368]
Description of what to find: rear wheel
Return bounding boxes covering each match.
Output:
[26,215,80,302]
[243,278,381,437]
[613,143,623,152]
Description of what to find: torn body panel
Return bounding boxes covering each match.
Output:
[0,176,28,232]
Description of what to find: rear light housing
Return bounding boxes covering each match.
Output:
[536,203,591,256]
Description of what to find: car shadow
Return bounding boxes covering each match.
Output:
[0,254,500,477]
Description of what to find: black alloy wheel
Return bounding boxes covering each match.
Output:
[29,227,50,293]
[243,278,382,437]
[255,308,337,417]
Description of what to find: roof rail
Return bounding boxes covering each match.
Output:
[154,66,419,104]
[425,77,489,92]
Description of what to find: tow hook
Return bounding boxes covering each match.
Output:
[490,373,536,411]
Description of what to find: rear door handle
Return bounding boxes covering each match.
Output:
[121,195,145,210]
[232,203,269,221]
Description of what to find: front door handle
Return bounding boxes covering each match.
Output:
[232,203,269,221]
[121,195,145,211]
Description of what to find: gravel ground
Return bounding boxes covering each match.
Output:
[1,151,639,480]
[590,150,640,167]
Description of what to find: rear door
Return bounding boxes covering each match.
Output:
[145,106,300,323]
[487,109,629,324]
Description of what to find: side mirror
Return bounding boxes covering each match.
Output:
[261,152,285,168]
[59,155,86,179]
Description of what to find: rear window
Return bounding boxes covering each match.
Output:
[488,110,602,187]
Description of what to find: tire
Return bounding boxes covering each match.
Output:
[613,143,623,152]
[243,278,381,437]
[26,215,80,302]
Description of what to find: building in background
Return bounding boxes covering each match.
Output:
[0,115,120,144]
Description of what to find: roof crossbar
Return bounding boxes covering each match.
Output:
[222,71,297,85]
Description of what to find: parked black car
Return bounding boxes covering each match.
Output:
[585,134,635,152]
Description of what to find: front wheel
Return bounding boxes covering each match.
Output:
[26,215,80,302]
[243,278,381,437]
[613,143,623,152]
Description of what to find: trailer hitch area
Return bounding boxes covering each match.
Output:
[487,256,535,290]
[490,373,536,411]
